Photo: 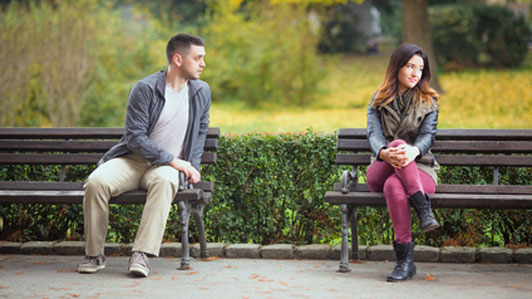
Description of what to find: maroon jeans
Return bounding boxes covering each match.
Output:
[366,139,436,243]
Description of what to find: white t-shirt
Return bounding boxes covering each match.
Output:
[149,83,189,159]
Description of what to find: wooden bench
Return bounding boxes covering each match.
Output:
[0,127,220,270]
[325,128,532,272]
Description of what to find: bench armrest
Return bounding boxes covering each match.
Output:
[340,166,358,194]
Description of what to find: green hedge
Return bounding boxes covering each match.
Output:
[1,131,531,247]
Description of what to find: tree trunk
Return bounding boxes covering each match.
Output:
[402,0,442,93]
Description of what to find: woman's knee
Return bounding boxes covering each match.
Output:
[388,139,406,148]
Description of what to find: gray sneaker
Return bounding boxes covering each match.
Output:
[128,251,150,277]
[77,254,106,273]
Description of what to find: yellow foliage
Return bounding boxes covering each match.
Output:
[270,0,354,4]
[211,54,532,133]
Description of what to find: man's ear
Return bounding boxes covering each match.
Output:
[173,53,183,67]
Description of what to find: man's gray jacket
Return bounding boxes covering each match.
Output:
[99,70,211,173]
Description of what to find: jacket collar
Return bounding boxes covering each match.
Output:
[156,70,203,99]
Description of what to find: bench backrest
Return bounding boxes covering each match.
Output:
[0,127,220,184]
[336,128,532,186]
[0,127,219,165]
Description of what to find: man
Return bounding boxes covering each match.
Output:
[77,33,210,278]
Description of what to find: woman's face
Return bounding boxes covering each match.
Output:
[397,54,424,93]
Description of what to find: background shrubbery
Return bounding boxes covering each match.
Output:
[1,133,530,247]
[431,3,531,70]
[0,0,325,126]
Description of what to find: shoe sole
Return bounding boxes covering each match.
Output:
[386,268,417,282]
[78,264,105,274]
[422,222,440,232]
[128,266,149,277]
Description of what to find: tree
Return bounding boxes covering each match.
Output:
[402,0,442,92]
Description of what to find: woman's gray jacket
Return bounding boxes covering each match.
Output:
[99,70,211,173]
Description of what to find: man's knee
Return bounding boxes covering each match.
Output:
[84,173,109,193]
[147,167,179,190]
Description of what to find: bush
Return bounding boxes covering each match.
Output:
[430,3,531,70]
[0,0,173,127]
[430,5,482,70]
[200,1,325,107]
[474,4,531,68]
[201,131,340,245]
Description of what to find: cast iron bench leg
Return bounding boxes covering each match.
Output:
[192,204,209,259]
[351,206,359,260]
[178,201,192,270]
[338,204,352,272]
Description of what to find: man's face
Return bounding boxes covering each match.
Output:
[180,45,206,80]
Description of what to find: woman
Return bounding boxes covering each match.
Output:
[366,43,440,282]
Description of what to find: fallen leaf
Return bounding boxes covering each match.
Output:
[153,271,160,275]
[58,268,77,273]
[150,276,162,281]
[199,286,209,290]
[122,281,140,288]
[200,256,220,261]
[257,279,273,282]
[69,294,81,298]
[327,289,339,292]
[349,260,366,264]
[259,291,273,294]
[14,272,24,275]
[35,262,46,265]
[509,285,520,289]
[48,287,72,291]
[185,271,198,275]
[170,276,179,280]
[0,286,9,289]
[224,265,234,269]
[279,281,288,286]
[250,274,259,279]
[425,274,435,281]
[313,265,321,268]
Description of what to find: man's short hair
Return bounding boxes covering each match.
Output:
[166,33,205,64]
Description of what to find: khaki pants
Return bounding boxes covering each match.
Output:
[83,154,179,256]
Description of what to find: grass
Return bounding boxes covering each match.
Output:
[210,53,532,134]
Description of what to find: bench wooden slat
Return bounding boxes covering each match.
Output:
[0,181,214,192]
[324,191,532,209]
[338,139,532,153]
[0,127,221,139]
[0,138,218,152]
[333,183,532,195]
[0,152,217,165]
[338,128,532,141]
[336,153,532,167]
[0,189,207,204]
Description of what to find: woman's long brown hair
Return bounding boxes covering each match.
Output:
[372,43,439,108]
